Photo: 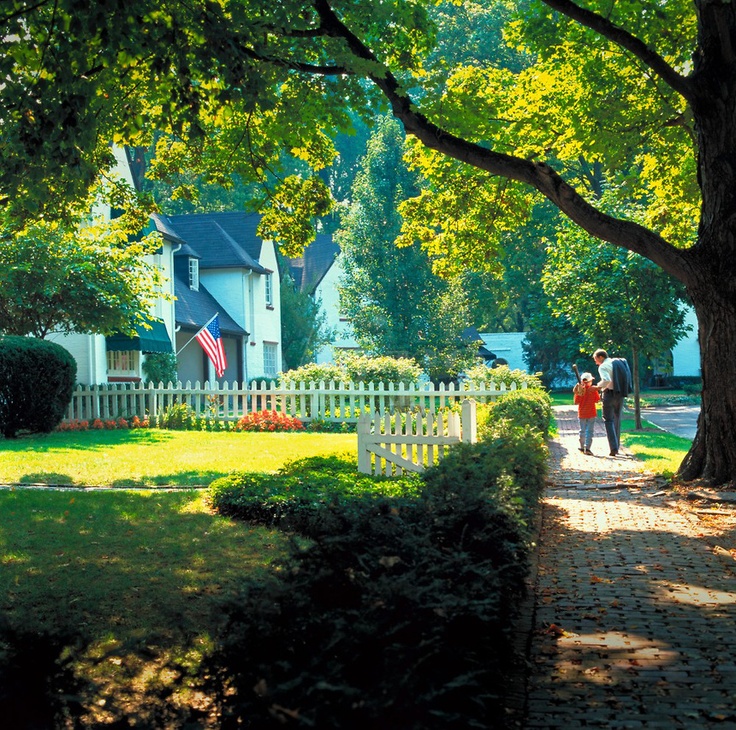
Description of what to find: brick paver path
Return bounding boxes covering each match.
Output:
[523,406,736,729]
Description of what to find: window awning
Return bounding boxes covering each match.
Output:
[106,320,173,353]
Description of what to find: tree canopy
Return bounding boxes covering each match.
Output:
[0,181,166,339]
[337,116,475,380]
[3,0,736,483]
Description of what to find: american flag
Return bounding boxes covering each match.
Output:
[196,315,227,377]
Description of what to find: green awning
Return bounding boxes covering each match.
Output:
[106,320,173,353]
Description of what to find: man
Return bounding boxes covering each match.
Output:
[593,348,632,457]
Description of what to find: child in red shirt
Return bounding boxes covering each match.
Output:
[573,372,601,454]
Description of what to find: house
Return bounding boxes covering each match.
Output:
[477,332,529,372]
[50,148,283,384]
[286,234,358,364]
[154,211,282,383]
[48,146,177,384]
[672,307,700,378]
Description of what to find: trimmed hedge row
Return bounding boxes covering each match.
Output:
[206,389,552,729]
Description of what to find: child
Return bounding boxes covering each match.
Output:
[573,372,600,454]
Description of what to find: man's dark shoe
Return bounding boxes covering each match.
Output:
[584,449,593,455]
[609,450,618,456]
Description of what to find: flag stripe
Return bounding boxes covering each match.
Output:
[195,316,227,377]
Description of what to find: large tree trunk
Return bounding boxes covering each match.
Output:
[677,5,736,485]
[678,287,736,485]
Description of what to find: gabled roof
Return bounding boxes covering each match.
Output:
[174,278,248,337]
[150,212,187,246]
[162,212,269,274]
[286,233,340,295]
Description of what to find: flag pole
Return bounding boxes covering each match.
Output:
[176,312,218,356]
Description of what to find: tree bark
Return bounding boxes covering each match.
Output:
[678,283,736,485]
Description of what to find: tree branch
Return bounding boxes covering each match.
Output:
[539,0,694,102]
[310,0,691,284]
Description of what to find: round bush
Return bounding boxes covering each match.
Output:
[0,336,77,438]
[484,389,552,438]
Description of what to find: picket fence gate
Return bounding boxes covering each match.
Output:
[63,379,526,424]
[357,399,477,475]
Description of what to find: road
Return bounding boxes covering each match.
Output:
[638,404,699,440]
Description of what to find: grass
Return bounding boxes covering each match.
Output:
[0,429,356,487]
[0,487,289,724]
[620,418,692,478]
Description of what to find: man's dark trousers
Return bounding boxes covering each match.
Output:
[601,389,624,454]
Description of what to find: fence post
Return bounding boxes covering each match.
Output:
[357,412,372,474]
[462,399,477,444]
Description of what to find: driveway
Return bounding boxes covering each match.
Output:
[639,404,699,440]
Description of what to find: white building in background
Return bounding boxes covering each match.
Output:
[477,332,529,372]
[286,234,358,365]
[672,307,700,378]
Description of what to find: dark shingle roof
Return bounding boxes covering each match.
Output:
[163,212,269,274]
[174,279,247,337]
[287,233,340,295]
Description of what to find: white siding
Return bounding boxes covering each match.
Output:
[672,307,700,377]
[199,239,283,381]
[47,332,109,384]
[314,255,358,364]
[478,332,529,372]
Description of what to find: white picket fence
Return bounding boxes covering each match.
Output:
[357,399,477,475]
[63,379,526,424]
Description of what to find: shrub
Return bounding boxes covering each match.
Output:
[141,352,178,386]
[464,363,543,390]
[278,362,345,385]
[208,454,420,534]
[206,439,542,728]
[482,388,553,438]
[280,355,423,386]
[0,336,77,438]
[207,399,549,727]
[233,410,304,432]
[338,352,422,384]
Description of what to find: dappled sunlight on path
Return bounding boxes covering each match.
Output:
[521,407,736,729]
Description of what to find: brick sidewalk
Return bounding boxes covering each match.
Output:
[521,406,736,729]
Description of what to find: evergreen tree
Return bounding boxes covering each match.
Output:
[337,117,474,381]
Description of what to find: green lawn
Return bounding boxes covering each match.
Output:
[0,429,356,487]
[0,486,289,724]
[620,418,692,477]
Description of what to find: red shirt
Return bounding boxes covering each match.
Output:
[574,384,600,419]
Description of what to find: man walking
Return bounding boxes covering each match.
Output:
[593,349,632,456]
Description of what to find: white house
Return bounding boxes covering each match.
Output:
[48,146,177,384]
[286,234,358,364]
[49,148,283,385]
[154,211,282,383]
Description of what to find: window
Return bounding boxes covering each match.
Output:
[263,342,278,377]
[189,258,199,291]
[107,350,139,376]
[264,272,273,307]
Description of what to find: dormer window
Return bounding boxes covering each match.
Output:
[189,257,199,291]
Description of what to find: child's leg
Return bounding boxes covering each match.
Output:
[584,418,595,449]
[578,419,585,450]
